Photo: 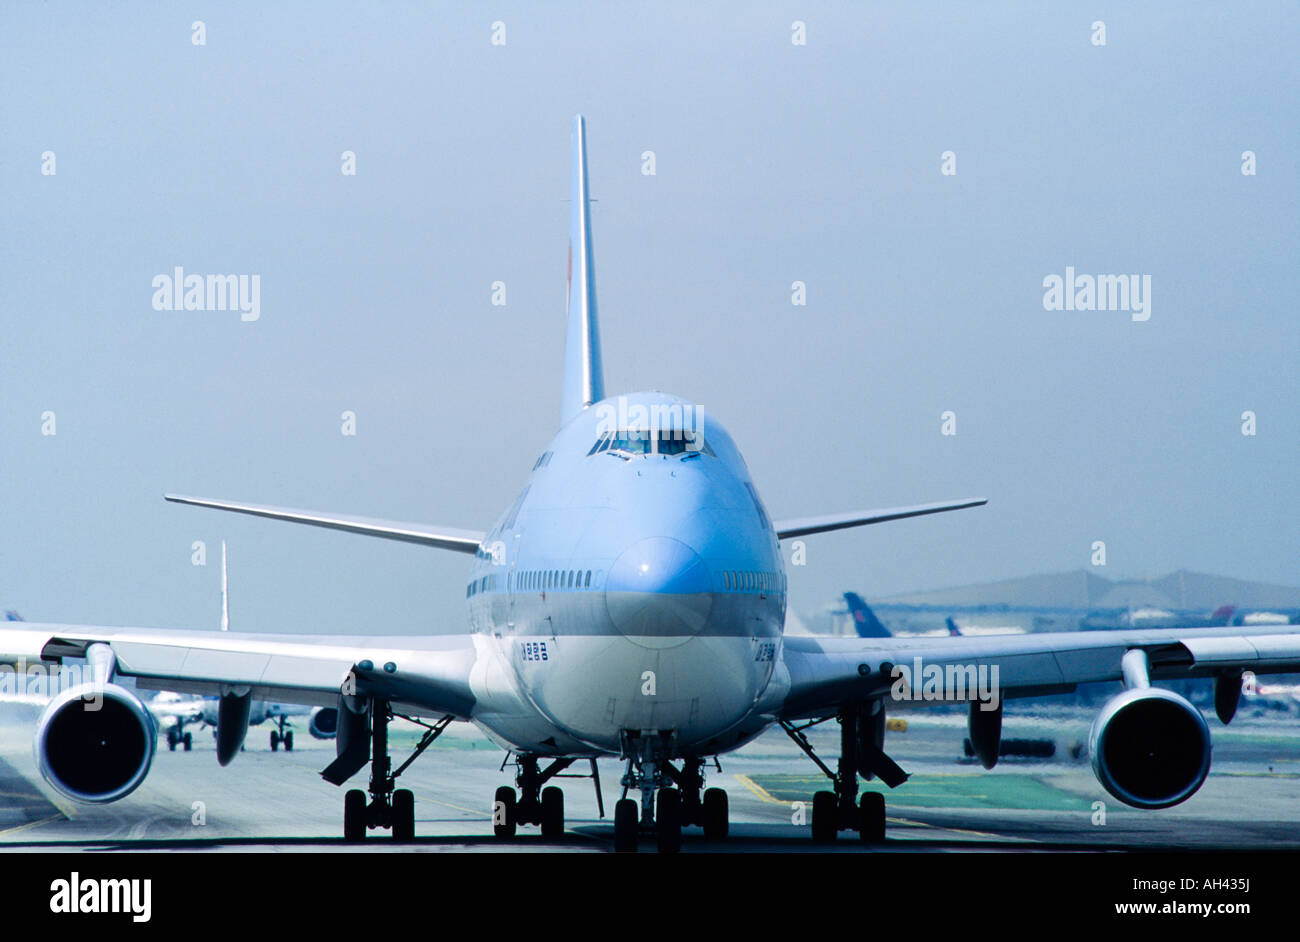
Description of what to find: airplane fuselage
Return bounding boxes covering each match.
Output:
[464,391,787,758]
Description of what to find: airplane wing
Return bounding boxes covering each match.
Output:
[0,622,477,719]
[779,624,1300,718]
[773,497,987,539]
[163,494,486,554]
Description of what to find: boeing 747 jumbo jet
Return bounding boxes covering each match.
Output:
[4,116,1300,852]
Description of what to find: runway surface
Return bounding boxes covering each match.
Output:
[2,703,1299,852]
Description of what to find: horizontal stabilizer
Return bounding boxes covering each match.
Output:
[774,497,987,540]
[164,494,484,554]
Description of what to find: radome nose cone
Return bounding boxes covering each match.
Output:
[606,537,710,595]
[605,537,713,639]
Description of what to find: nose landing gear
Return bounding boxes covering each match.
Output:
[613,732,729,853]
[269,715,294,752]
[165,725,193,751]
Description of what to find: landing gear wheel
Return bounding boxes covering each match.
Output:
[702,787,729,840]
[541,786,564,838]
[859,791,885,843]
[283,730,293,751]
[493,786,517,839]
[270,730,280,751]
[812,790,837,843]
[613,798,639,853]
[167,736,176,752]
[343,788,366,842]
[657,788,682,854]
[183,732,192,751]
[392,788,415,841]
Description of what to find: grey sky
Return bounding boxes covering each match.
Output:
[2,3,1296,635]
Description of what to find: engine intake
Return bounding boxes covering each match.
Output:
[1088,687,1211,809]
[309,706,338,740]
[35,683,156,803]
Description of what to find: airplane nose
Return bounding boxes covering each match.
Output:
[604,537,714,643]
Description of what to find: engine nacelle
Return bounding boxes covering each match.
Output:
[1089,687,1211,809]
[34,683,156,803]
[308,706,338,740]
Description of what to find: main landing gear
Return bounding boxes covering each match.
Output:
[611,733,729,854]
[269,715,294,752]
[331,697,452,842]
[165,725,193,751]
[493,754,605,841]
[780,700,907,844]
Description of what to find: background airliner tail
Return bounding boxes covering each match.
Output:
[843,592,891,638]
[560,114,605,425]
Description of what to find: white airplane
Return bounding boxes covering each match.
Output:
[150,691,203,751]
[4,116,1299,853]
[186,542,330,752]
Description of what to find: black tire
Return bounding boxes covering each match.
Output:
[392,789,415,841]
[681,789,702,827]
[493,786,517,839]
[702,787,729,840]
[270,730,279,751]
[656,788,682,854]
[284,730,293,752]
[541,786,565,839]
[812,790,837,843]
[183,733,192,751]
[167,738,176,752]
[613,798,638,853]
[859,791,885,843]
[343,789,366,842]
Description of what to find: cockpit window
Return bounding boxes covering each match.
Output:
[589,429,715,458]
[610,430,653,454]
[657,429,714,456]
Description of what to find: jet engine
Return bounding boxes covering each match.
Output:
[34,684,156,803]
[309,706,338,740]
[1088,686,1211,809]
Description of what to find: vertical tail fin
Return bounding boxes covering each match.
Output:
[946,617,963,637]
[843,592,891,639]
[560,115,605,424]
